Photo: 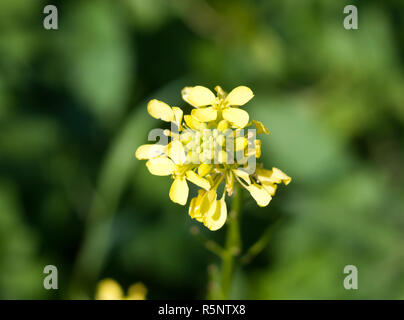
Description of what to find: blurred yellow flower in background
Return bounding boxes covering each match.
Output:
[136,85,291,231]
[95,278,147,300]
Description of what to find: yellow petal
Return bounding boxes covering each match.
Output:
[184,115,207,131]
[232,169,251,185]
[135,144,166,160]
[182,86,216,107]
[257,167,291,185]
[222,107,249,128]
[169,176,189,205]
[256,167,272,182]
[262,181,277,196]
[189,197,197,218]
[252,120,270,134]
[126,282,147,300]
[191,107,217,122]
[180,130,193,144]
[200,189,217,216]
[198,163,213,177]
[146,156,175,176]
[245,184,272,207]
[235,137,248,151]
[271,167,292,185]
[203,196,227,231]
[186,170,211,190]
[95,279,124,300]
[189,190,205,220]
[172,107,183,131]
[147,99,175,122]
[247,139,261,158]
[167,140,186,164]
[255,140,261,158]
[225,86,254,106]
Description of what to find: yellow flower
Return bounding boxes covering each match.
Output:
[95,278,147,300]
[182,85,253,128]
[136,85,291,231]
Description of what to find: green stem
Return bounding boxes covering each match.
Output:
[241,218,281,265]
[190,226,225,258]
[220,183,242,299]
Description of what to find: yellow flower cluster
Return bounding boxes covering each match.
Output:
[95,278,147,300]
[136,85,291,231]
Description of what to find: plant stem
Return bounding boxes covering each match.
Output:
[221,183,242,299]
[241,218,281,265]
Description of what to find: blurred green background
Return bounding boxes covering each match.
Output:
[1,0,404,299]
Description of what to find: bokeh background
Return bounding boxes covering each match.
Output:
[1,0,404,299]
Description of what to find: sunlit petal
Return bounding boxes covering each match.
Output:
[235,137,248,151]
[135,144,166,160]
[203,195,227,231]
[198,164,213,177]
[245,184,272,207]
[172,107,184,131]
[225,86,254,106]
[191,107,217,122]
[271,167,292,185]
[256,167,272,182]
[189,190,205,221]
[222,107,249,128]
[186,170,211,190]
[169,176,189,205]
[262,181,277,196]
[246,139,261,158]
[255,140,261,158]
[182,86,216,107]
[167,140,187,164]
[199,189,217,216]
[184,115,207,131]
[146,156,175,176]
[257,167,291,185]
[232,169,251,185]
[147,99,175,122]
